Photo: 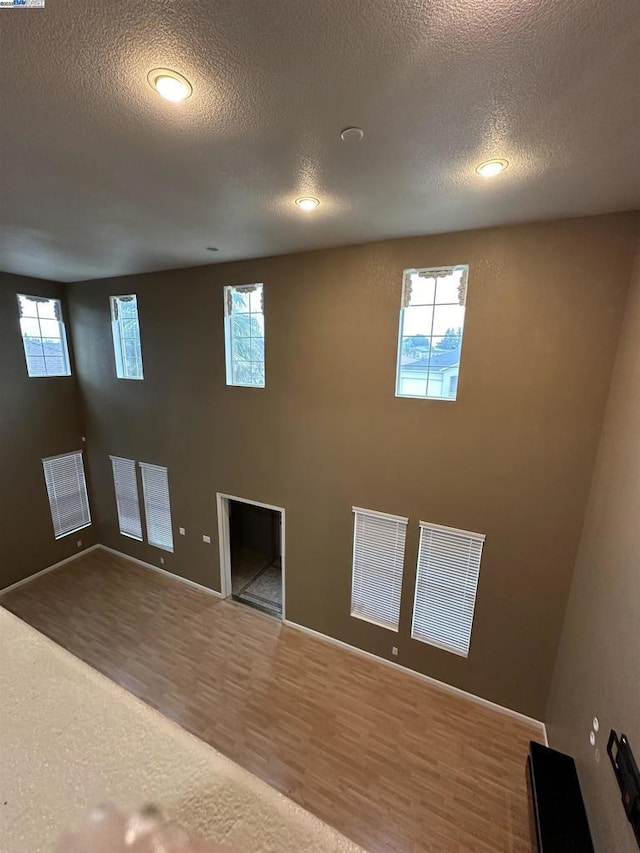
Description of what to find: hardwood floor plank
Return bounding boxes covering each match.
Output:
[0,549,542,852]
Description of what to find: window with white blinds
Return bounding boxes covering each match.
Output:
[109,456,143,541]
[42,451,91,539]
[139,462,174,552]
[411,521,485,657]
[350,507,408,632]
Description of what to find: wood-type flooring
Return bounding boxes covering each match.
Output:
[1,548,543,852]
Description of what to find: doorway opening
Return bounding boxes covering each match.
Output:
[216,494,284,620]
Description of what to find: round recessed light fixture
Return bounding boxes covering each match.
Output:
[340,126,364,142]
[147,68,193,103]
[476,159,509,178]
[295,196,320,211]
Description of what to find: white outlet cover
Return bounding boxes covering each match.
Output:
[179,527,186,536]
[202,535,211,544]
[392,647,398,656]
[160,558,165,565]
[77,540,82,548]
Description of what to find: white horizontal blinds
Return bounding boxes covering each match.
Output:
[350,507,408,632]
[224,283,265,388]
[110,295,143,380]
[412,522,485,657]
[42,451,91,539]
[139,462,174,552]
[17,294,71,377]
[110,456,143,541]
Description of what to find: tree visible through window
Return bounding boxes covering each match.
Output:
[17,294,71,377]
[224,283,265,387]
[396,266,469,400]
[110,295,144,380]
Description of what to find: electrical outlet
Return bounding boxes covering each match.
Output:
[392,646,398,657]
[179,527,186,536]
[160,557,165,565]
[202,535,211,544]
[77,540,82,548]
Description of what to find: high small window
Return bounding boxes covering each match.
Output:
[139,462,174,552]
[110,295,144,380]
[396,266,469,401]
[350,506,408,632]
[110,456,143,541]
[411,521,485,657]
[17,294,71,378]
[224,283,265,387]
[42,451,91,539]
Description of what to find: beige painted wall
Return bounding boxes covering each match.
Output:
[0,273,95,590]
[66,213,638,719]
[546,237,640,850]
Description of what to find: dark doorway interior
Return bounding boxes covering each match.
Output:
[229,500,282,618]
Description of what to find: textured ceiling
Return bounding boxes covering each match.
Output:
[0,0,638,283]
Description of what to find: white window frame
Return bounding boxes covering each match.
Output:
[411,521,485,657]
[139,462,174,553]
[110,294,144,380]
[350,506,408,632]
[395,265,469,402]
[109,456,143,541]
[223,283,265,388]
[17,294,71,378]
[42,451,91,539]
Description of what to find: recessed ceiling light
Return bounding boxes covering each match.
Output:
[476,159,509,178]
[147,68,193,103]
[295,197,320,211]
[340,127,364,142]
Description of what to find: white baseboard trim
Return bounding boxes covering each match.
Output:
[97,545,224,599]
[284,618,547,736]
[0,544,101,596]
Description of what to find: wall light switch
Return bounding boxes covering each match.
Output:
[202,535,211,544]
[179,527,186,536]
